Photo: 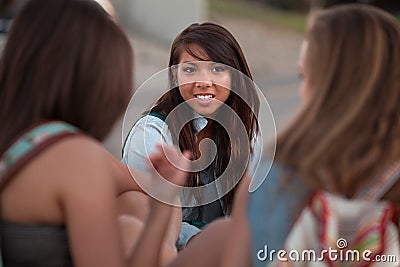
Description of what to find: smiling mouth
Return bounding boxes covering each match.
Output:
[195,94,214,100]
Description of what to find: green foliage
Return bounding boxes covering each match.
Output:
[264,0,309,11]
[210,0,307,33]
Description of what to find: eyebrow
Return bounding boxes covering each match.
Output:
[181,61,222,66]
[181,61,198,65]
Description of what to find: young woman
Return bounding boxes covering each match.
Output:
[166,4,400,267]
[121,22,261,249]
[0,0,186,266]
[245,4,400,267]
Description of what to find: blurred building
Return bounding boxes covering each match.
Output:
[113,0,209,46]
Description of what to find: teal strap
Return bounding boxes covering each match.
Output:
[0,121,78,188]
[0,121,78,266]
[146,111,166,121]
[187,220,206,229]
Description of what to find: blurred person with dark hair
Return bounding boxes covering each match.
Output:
[0,0,187,266]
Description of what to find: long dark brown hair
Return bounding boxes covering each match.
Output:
[276,4,400,197]
[150,22,259,213]
[0,0,133,154]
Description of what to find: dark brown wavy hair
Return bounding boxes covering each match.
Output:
[150,22,259,213]
[0,0,133,154]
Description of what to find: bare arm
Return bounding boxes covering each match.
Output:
[221,174,252,267]
[60,139,188,267]
[128,144,189,267]
[104,148,145,195]
[58,139,126,267]
[166,175,252,267]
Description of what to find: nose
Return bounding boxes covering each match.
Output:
[195,70,212,88]
[195,80,212,88]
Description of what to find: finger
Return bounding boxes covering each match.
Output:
[182,150,192,160]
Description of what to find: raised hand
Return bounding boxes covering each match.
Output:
[127,145,190,267]
[146,144,191,205]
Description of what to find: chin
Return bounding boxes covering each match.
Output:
[195,108,220,117]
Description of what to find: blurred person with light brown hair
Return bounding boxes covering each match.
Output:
[238,4,400,266]
[0,0,186,266]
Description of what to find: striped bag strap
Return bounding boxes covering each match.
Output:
[0,121,79,267]
[355,161,400,201]
[0,121,79,190]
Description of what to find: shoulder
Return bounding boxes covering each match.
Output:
[2,134,118,209]
[137,113,167,126]
[38,135,116,191]
[122,114,173,168]
[128,114,169,134]
[47,134,108,164]
[11,134,109,177]
[124,114,172,150]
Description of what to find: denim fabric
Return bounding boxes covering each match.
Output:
[175,222,202,251]
[247,162,311,267]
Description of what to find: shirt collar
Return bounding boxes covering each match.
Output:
[192,112,208,134]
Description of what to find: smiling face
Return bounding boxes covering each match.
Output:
[176,47,231,116]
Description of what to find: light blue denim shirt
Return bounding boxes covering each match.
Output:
[122,113,262,249]
[248,162,312,267]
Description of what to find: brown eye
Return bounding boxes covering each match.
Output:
[212,65,226,72]
[183,67,196,73]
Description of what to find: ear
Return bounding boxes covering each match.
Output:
[171,65,178,85]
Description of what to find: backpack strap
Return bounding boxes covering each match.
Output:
[0,121,79,190]
[355,161,400,201]
[146,111,166,122]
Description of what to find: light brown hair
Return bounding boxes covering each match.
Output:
[276,4,400,196]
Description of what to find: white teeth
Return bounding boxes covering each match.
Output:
[196,95,213,99]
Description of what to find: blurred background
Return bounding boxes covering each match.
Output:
[1,0,399,158]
